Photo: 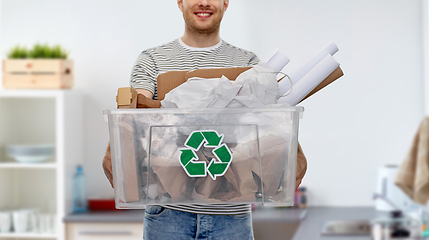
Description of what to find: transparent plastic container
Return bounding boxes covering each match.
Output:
[104,106,304,209]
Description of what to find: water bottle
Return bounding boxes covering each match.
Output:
[73,165,87,213]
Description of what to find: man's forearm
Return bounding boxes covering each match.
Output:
[296,143,307,189]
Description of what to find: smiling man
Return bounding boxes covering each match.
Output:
[102,0,307,239]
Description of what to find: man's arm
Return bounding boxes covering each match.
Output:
[295,142,307,189]
[102,89,155,189]
[102,143,114,188]
[135,89,153,99]
[103,49,159,188]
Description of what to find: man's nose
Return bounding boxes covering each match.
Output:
[198,0,210,8]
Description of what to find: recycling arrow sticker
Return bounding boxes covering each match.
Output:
[179,130,233,180]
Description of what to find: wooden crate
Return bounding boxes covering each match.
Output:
[2,59,73,89]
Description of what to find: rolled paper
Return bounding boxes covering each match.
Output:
[265,49,290,73]
[278,41,339,96]
[298,66,344,103]
[277,54,339,106]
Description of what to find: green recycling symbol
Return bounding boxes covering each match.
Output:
[179,130,233,180]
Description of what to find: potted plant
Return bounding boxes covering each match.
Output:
[3,43,73,89]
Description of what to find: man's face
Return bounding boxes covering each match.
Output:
[178,0,229,35]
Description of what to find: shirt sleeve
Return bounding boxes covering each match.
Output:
[129,51,157,94]
[248,52,260,66]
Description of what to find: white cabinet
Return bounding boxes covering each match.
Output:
[0,90,83,240]
[66,223,143,240]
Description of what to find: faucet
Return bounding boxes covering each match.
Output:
[372,193,402,212]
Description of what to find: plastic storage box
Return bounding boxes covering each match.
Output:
[104,106,304,209]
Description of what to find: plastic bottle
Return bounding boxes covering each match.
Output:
[73,165,87,213]
[299,187,307,208]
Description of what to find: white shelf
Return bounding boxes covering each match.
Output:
[0,90,84,240]
[0,162,57,169]
[0,232,57,239]
[0,89,68,98]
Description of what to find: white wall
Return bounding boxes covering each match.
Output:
[1,0,424,206]
[240,0,425,206]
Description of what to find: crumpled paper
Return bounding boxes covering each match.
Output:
[161,65,279,109]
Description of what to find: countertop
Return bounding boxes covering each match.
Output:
[292,207,376,240]
[64,207,377,239]
[63,209,146,223]
[63,207,306,223]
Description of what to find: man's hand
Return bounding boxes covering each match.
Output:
[295,143,307,189]
[137,94,161,108]
[102,143,114,188]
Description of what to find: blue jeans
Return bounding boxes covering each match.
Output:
[143,206,254,240]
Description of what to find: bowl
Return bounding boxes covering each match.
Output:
[6,144,55,163]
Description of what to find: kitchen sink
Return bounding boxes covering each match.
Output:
[321,220,371,236]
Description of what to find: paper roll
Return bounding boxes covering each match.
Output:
[278,41,339,96]
[265,49,290,73]
[277,54,339,106]
[298,67,344,103]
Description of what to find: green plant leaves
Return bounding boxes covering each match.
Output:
[7,43,69,59]
[7,45,28,59]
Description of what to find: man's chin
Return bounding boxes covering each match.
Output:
[195,28,218,35]
[190,24,220,35]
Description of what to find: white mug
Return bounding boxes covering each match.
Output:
[12,210,28,233]
[0,211,12,233]
[39,214,50,233]
[50,214,56,234]
[22,208,39,232]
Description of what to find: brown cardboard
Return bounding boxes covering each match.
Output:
[184,67,252,81]
[116,87,138,109]
[118,118,143,202]
[116,87,141,203]
[157,66,343,102]
[156,70,188,101]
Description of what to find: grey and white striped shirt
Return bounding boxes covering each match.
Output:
[130,38,259,215]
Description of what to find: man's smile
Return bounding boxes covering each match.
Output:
[195,11,213,18]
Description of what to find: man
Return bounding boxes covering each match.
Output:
[103,0,307,239]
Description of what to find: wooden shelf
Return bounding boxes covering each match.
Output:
[0,232,57,239]
[0,162,57,169]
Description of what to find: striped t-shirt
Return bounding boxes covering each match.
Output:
[130,38,259,215]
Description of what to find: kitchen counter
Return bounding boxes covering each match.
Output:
[63,207,377,240]
[63,207,306,223]
[63,209,145,223]
[292,207,376,240]
[64,207,306,240]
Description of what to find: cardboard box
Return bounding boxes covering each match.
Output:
[118,117,143,203]
[116,87,161,109]
[2,59,73,89]
[116,87,138,109]
[157,66,343,102]
[114,87,141,203]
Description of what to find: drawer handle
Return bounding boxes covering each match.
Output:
[79,231,133,236]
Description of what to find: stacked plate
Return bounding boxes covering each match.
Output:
[6,144,55,163]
